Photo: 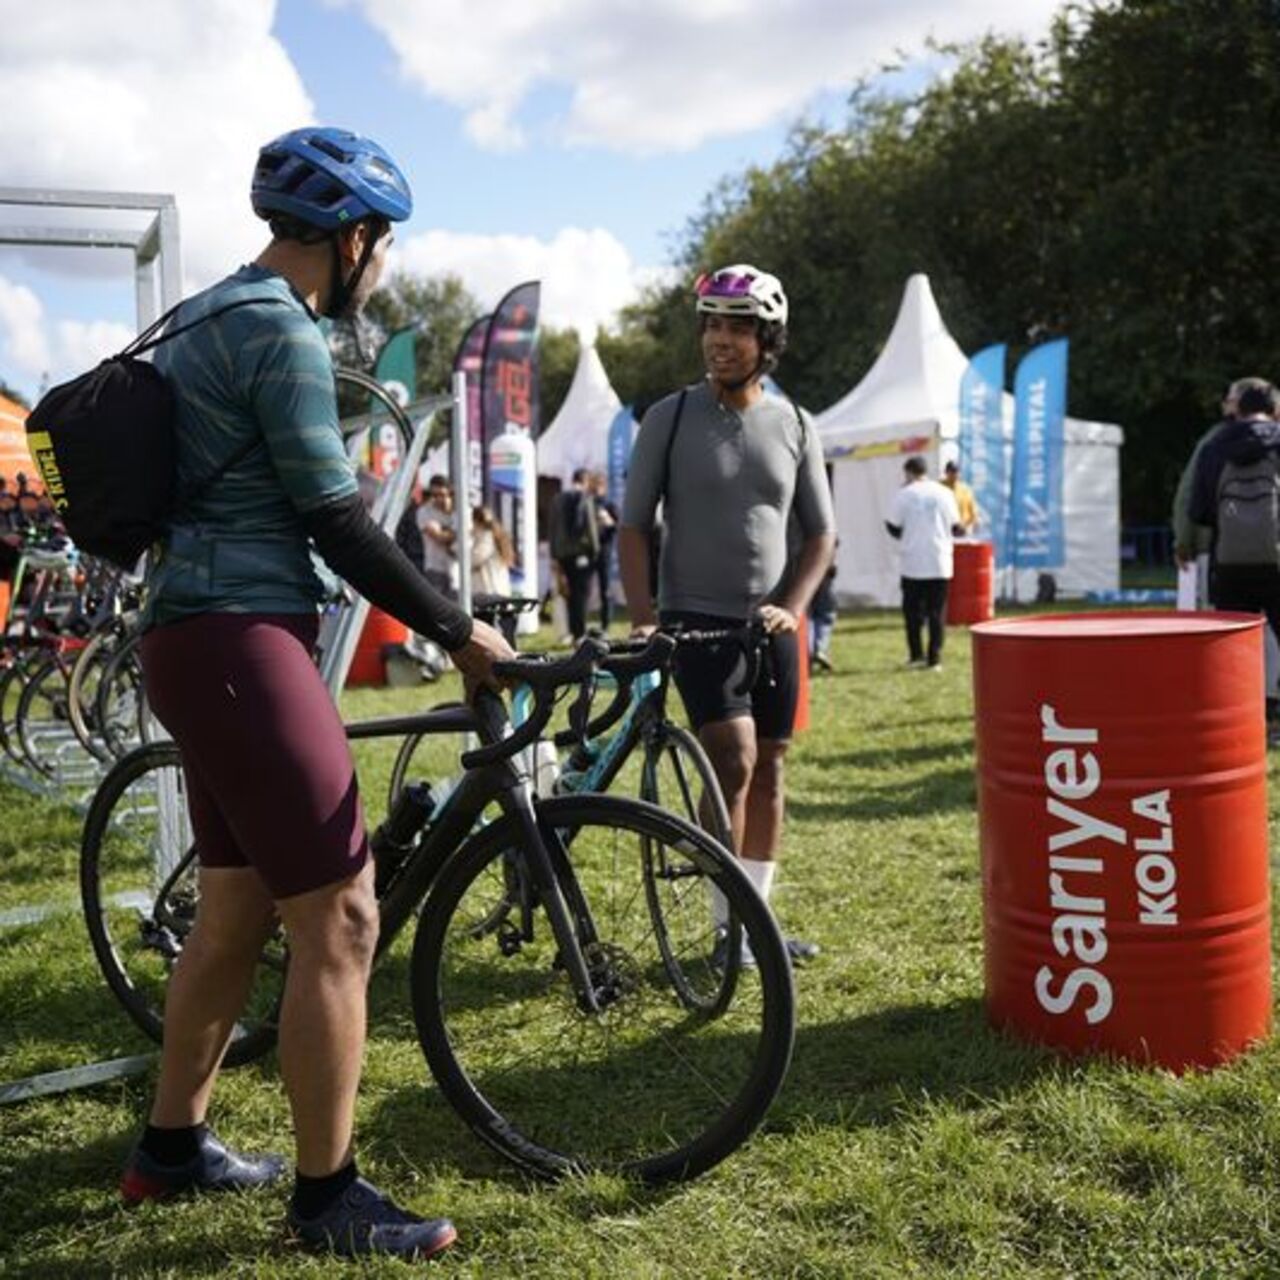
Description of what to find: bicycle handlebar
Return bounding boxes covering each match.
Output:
[459,638,608,769]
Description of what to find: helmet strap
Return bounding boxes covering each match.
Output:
[323,223,381,321]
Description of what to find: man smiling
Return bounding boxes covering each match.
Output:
[619,264,835,963]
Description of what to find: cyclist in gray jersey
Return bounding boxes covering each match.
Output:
[619,265,835,964]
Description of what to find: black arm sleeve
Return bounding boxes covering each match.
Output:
[300,492,473,652]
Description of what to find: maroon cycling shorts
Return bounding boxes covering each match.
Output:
[141,612,369,900]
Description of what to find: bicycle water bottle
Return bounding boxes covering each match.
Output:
[533,739,560,795]
[371,781,436,896]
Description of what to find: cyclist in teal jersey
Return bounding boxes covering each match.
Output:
[118,128,512,1262]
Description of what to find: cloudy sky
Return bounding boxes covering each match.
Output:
[0,0,1064,400]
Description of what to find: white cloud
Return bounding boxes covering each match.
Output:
[343,0,1065,153]
[0,0,315,289]
[0,274,132,389]
[394,226,660,338]
[0,279,51,380]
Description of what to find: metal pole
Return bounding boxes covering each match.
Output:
[451,371,473,616]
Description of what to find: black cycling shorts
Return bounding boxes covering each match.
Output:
[661,611,799,741]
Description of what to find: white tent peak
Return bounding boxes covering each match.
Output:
[537,341,624,485]
[815,272,968,440]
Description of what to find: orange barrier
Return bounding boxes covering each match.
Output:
[972,611,1272,1071]
[792,615,810,733]
[947,540,995,626]
[346,607,409,687]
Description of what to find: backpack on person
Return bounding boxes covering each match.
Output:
[24,295,288,571]
[1214,452,1280,568]
[550,489,599,561]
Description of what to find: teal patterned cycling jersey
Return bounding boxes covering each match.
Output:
[143,264,357,625]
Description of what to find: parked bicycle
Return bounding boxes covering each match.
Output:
[80,640,796,1185]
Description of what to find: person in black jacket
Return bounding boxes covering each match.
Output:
[1189,378,1280,727]
[549,468,599,642]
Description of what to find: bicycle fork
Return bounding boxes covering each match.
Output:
[503,782,604,1016]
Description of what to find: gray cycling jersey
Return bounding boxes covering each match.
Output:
[622,381,835,618]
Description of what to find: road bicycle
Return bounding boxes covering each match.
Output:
[80,640,795,1185]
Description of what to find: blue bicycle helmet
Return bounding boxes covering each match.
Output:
[251,127,413,231]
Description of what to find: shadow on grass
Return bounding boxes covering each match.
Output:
[823,739,973,769]
[790,765,976,821]
[857,713,974,734]
[773,997,1052,1133]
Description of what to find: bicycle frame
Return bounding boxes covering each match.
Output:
[348,705,607,1014]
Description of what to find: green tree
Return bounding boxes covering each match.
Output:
[611,0,1280,520]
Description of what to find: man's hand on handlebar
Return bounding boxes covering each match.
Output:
[452,618,517,700]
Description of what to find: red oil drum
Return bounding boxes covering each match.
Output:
[347,607,409,687]
[972,611,1271,1071]
[947,540,995,626]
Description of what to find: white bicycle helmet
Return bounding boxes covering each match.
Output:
[694,264,788,326]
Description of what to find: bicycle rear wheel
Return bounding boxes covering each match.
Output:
[410,793,794,1185]
[0,657,31,767]
[95,630,150,760]
[80,742,283,1066]
[639,723,739,1015]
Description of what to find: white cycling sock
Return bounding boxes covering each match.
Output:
[710,859,778,932]
[740,856,777,902]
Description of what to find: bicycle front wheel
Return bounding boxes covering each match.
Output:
[410,793,794,1185]
[80,742,283,1066]
[640,722,739,1014]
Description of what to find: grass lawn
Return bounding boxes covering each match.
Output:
[3,609,1280,1278]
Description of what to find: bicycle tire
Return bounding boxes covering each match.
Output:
[639,723,739,1015]
[385,705,468,816]
[80,741,282,1067]
[410,793,794,1185]
[66,625,120,761]
[16,653,78,778]
[387,728,426,814]
[94,629,151,760]
[0,656,32,767]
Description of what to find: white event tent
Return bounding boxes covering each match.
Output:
[536,341,624,486]
[814,274,1124,606]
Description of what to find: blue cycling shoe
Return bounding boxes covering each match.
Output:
[287,1176,458,1261]
[121,1128,287,1204]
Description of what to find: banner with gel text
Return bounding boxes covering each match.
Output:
[958,343,1008,564]
[1010,338,1068,569]
[450,315,489,508]
[370,327,416,482]
[480,281,540,506]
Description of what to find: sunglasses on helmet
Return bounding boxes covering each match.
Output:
[695,271,757,298]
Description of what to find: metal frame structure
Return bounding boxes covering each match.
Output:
[0,187,182,328]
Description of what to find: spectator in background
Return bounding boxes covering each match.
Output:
[808,553,837,672]
[942,460,978,534]
[471,504,514,599]
[886,455,964,671]
[589,470,619,632]
[1172,378,1259,582]
[0,477,15,535]
[550,468,600,642]
[1188,378,1280,734]
[416,474,457,598]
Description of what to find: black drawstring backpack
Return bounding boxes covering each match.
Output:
[25,295,289,570]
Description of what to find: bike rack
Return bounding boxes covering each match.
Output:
[0,375,464,1105]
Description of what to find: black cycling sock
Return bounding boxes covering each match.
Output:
[139,1122,206,1167]
[292,1160,359,1220]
